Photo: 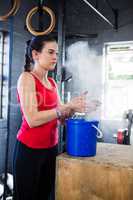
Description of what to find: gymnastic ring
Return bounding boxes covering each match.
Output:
[26,6,56,36]
[12,0,21,15]
[5,0,20,17]
[0,0,20,21]
[0,0,17,21]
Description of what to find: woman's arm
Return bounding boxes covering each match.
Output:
[17,72,60,128]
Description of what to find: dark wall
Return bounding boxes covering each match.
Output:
[65,0,133,36]
[0,0,58,173]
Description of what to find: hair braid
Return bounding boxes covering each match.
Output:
[24,40,32,72]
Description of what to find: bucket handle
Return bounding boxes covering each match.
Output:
[92,124,103,139]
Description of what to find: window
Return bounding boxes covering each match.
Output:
[103,41,133,120]
[0,31,9,119]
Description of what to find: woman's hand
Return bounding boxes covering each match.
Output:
[68,95,87,113]
[57,92,101,122]
[85,100,101,113]
[58,93,87,118]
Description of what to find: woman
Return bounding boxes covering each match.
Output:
[13,35,88,200]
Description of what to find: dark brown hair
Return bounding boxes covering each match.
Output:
[24,35,57,72]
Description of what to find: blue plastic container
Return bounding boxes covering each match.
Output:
[66,119,99,157]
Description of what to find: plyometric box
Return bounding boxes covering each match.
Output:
[56,143,133,200]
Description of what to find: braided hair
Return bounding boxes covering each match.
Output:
[24,40,32,72]
[24,35,57,72]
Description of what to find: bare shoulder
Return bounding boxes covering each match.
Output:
[17,72,35,89]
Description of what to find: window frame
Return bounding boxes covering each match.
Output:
[102,41,133,120]
[0,31,9,119]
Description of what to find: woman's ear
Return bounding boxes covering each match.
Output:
[32,50,39,61]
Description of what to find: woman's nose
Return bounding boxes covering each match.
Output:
[53,53,57,60]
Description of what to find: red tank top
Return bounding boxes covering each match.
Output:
[17,73,59,149]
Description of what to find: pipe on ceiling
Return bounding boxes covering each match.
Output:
[82,0,114,28]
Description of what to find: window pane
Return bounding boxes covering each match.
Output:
[103,42,133,119]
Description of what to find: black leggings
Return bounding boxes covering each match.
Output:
[13,140,58,200]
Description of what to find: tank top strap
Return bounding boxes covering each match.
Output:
[29,72,45,88]
[48,77,57,88]
[29,72,38,81]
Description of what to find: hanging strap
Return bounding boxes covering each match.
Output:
[37,0,44,31]
[38,0,44,6]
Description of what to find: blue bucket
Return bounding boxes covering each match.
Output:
[66,119,101,157]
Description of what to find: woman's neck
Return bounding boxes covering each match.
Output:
[32,67,48,82]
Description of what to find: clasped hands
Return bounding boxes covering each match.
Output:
[58,92,101,121]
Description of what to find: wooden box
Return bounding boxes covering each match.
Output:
[56,143,133,200]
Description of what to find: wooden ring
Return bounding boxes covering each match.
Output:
[0,0,20,21]
[26,6,56,36]
[12,0,21,15]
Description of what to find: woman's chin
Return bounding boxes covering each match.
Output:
[48,65,56,71]
[42,64,56,71]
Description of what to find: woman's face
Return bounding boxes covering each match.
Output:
[33,41,58,71]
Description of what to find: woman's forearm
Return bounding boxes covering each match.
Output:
[23,94,86,128]
[26,104,71,128]
[26,109,58,128]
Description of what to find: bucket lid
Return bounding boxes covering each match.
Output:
[67,118,99,125]
[67,118,86,124]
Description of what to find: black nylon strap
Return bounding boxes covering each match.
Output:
[37,0,44,31]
